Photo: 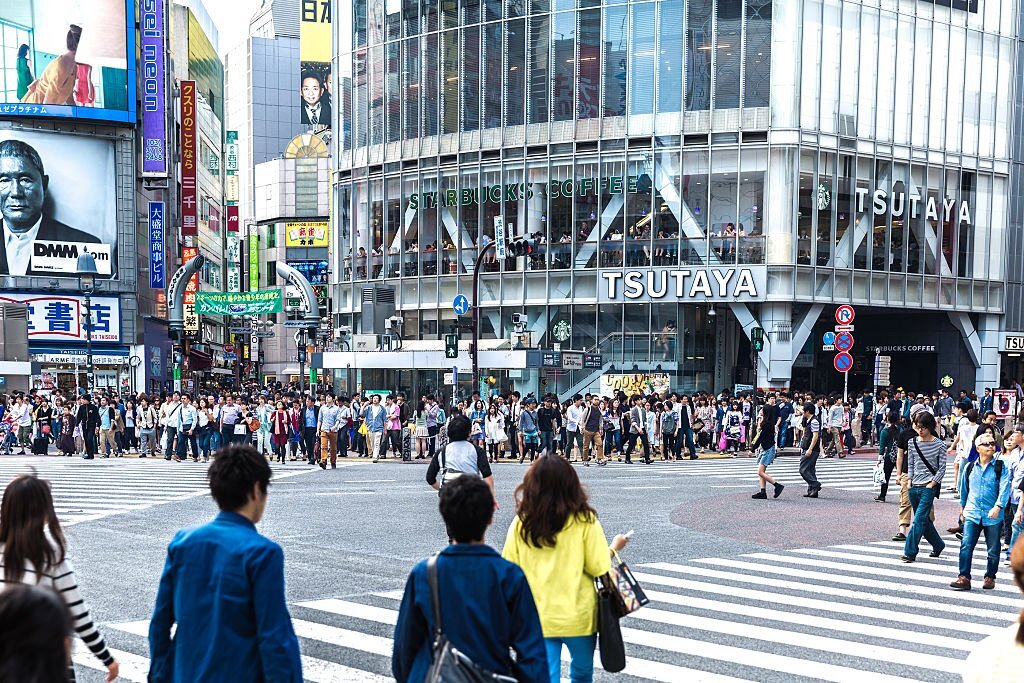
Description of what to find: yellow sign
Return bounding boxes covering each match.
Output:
[599,373,671,397]
[286,221,330,248]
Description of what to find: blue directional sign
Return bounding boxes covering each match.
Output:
[822,331,836,346]
[453,294,470,316]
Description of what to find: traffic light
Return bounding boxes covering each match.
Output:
[444,333,459,359]
[508,237,536,257]
[751,327,765,353]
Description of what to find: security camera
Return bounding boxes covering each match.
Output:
[385,316,404,330]
[511,313,526,325]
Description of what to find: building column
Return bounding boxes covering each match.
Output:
[975,313,1002,391]
[758,302,795,389]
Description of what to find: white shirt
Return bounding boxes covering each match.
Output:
[3,218,41,276]
[304,103,323,125]
[566,404,584,432]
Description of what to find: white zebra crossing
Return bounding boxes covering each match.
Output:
[73,537,1018,683]
[619,456,883,491]
[0,457,327,525]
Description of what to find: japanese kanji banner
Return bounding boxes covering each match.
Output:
[285,221,329,247]
[180,80,198,236]
[0,292,120,343]
[194,289,283,316]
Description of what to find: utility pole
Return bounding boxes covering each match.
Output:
[470,241,496,389]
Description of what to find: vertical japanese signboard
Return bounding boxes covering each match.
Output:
[249,232,259,291]
[149,202,165,289]
[226,205,239,232]
[182,246,199,334]
[299,0,332,129]
[180,80,198,235]
[141,0,167,176]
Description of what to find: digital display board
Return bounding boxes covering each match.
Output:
[0,0,136,124]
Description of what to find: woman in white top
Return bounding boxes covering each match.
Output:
[0,474,119,682]
[484,405,508,462]
[963,537,1024,682]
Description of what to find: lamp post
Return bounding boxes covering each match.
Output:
[77,251,98,395]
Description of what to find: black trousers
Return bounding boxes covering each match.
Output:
[623,431,652,462]
[800,449,820,489]
[303,426,317,463]
[879,457,897,499]
[384,428,402,457]
[427,425,440,458]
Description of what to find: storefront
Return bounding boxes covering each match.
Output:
[31,346,132,394]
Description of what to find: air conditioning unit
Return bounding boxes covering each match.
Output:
[352,334,378,351]
[360,286,396,335]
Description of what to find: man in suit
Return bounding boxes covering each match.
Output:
[299,71,331,127]
[0,139,99,276]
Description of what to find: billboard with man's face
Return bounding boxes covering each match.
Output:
[0,0,136,124]
[0,128,118,279]
[299,0,331,130]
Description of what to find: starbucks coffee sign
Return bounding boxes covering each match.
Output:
[599,267,766,303]
[408,175,652,210]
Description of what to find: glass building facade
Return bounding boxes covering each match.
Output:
[330,0,1019,395]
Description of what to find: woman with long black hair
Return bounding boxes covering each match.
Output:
[0,474,119,681]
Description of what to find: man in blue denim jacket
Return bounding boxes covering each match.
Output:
[149,446,302,682]
[393,475,547,682]
[951,432,1012,591]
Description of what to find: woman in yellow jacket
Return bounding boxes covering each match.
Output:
[502,454,629,683]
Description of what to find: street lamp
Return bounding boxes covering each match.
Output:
[77,250,98,394]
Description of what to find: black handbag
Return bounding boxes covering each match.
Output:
[595,577,627,673]
[425,555,518,683]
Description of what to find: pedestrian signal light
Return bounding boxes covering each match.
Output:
[751,327,765,353]
[444,333,459,359]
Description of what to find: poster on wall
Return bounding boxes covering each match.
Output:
[599,373,671,397]
[299,0,331,129]
[0,129,117,278]
[0,0,136,123]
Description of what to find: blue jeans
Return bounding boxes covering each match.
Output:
[1010,517,1023,559]
[959,518,1001,579]
[904,485,944,558]
[545,634,596,683]
[676,427,696,457]
[540,430,556,454]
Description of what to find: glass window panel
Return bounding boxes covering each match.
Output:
[422,34,439,136]
[911,18,931,149]
[369,0,385,44]
[797,151,815,266]
[853,157,872,270]
[653,149,681,266]
[578,9,601,119]
[599,156,626,267]
[441,29,459,133]
[709,149,739,264]
[508,0,526,18]
[834,154,854,267]
[883,12,904,144]
[403,38,420,139]
[713,0,742,109]
[682,148,710,262]
[686,0,712,110]
[743,0,771,108]
[837,2,858,128]
[385,42,401,142]
[403,0,419,36]
[927,22,948,150]
[442,0,459,28]
[738,148,765,264]
[506,19,526,125]
[956,170,975,279]
[385,0,402,40]
[963,30,982,156]
[857,8,878,139]
[818,0,840,133]
[629,2,656,116]
[800,0,822,129]
[461,0,480,24]
[658,0,684,114]
[625,155,654,267]
[480,167,502,272]
[552,12,576,122]
[528,15,550,124]
[945,26,966,153]
[502,163,524,270]
[575,158,601,267]
[995,37,1012,158]
[340,51,355,151]
[354,48,369,146]
[603,4,628,117]
[462,26,480,131]
[370,45,385,144]
[978,34,997,157]
[816,152,835,267]
[422,0,439,31]
[483,22,503,129]
[484,0,502,21]
[549,160,573,269]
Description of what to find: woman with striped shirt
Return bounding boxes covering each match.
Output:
[0,474,119,682]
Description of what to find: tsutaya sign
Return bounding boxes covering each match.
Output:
[855,189,971,224]
[599,267,766,303]
[408,175,652,209]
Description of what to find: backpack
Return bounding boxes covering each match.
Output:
[661,410,677,433]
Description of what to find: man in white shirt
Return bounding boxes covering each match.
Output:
[565,395,585,461]
[161,392,182,461]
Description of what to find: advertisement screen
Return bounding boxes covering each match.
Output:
[299,0,331,130]
[0,0,136,124]
[0,129,118,279]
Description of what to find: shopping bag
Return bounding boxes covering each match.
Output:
[599,551,650,617]
[872,461,885,486]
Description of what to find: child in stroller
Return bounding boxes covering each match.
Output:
[0,417,16,455]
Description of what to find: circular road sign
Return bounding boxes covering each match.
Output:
[835,305,856,325]
[834,331,854,352]
[834,352,854,373]
[822,331,836,346]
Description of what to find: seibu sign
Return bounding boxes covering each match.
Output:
[599,267,765,302]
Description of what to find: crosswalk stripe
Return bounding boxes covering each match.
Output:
[640,585,994,641]
[73,644,149,682]
[695,557,1024,608]
[823,543,992,564]
[742,552,1020,594]
[639,563,1015,621]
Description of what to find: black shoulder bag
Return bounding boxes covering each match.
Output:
[911,439,941,498]
[425,555,518,683]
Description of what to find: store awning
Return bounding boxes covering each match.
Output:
[189,348,212,370]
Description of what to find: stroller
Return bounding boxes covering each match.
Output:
[0,419,16,455]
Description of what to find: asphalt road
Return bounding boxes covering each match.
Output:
[1,452,1013,683]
